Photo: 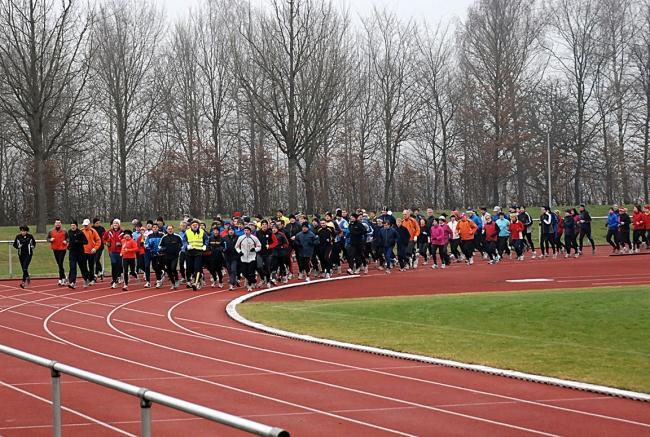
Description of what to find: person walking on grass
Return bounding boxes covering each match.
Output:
[119,230,138,291]
[13,226,36,289]
[66,221,88,289]
[48,219,68,286]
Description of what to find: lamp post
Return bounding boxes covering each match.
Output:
[547,130,552,208]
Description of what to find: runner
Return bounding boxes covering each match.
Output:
[539,206,557,258]
[91,218,106,280]
[618,207,632,253]
[483,214,499,264]
[395,218,411,271]
[563,209,578,258]
[146,224,165,288]
[235,225,261,291]
[207,224,225,288]
[294,222,318,280]
[222,227,240,290]
[66,221,88,290]
[81,219,101,286]
[103,219,125,289]
[347,213,366,274]
[509,214,525,261]
[495,212,511,259]
[185,219,207,291]
[457,213,478,265]
[606,207,620,253]
[632,205,646,253]
[316,220,335,279]
[430,217,451,269]
[517,206,536,258]
[120,230,138,291]
[48,219,68,286]
[13,226,36,289]
[159,224,183,290]
[402,209,420,268]
[578,205,596,255]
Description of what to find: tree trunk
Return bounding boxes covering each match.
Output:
[34,154,47,233]
[288,155,298,212]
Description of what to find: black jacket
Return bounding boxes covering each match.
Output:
[348,221,366,245]
[67,229,87,253]
[159,233,183,258]
[222,234,239,262]
[13,234,36,257]
[316,226,335,246]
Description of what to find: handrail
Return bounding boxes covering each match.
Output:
[0,344,289,437]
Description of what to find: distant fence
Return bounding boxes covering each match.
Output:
[0,344,289,437]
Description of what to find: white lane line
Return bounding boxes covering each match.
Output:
[505,279,555,283]
[0,323,66,345]
[43,289,417,437]
[107,289,558,436]
[0,379,136,436]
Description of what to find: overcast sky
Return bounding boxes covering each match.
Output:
[160,0,475,25]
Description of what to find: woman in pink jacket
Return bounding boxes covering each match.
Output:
[430,216,452,269]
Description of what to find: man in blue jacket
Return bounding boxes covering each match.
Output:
[293,223,319,281]
[378,220,398,273]
[606,207,620,253]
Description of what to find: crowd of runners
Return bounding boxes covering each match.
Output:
[11,204,650,291]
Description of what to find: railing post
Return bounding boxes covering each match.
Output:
[8,242,12,279]
[51,367,61,437]
[139,389,152,437]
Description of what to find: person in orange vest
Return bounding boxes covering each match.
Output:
[401,209,420,268]
[81,219,101,287]
[457,212,478,265]
[48,219,68,286]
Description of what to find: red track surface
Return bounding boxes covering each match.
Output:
[1,252,649,436]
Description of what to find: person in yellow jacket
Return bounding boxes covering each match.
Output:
[184,219,207,291]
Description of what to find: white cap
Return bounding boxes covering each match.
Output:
[131,218,138,225]
[82,219,91,226]
[387,210,393,215]
[112,218,121,225]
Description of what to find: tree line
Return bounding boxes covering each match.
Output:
[1,0,650,233]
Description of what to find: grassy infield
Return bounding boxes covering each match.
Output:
[2,205,647,392]
[241,286,650,393]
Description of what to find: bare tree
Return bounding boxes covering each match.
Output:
[92,0,163,218]
[364,8,419,206]
[0,0,91,232]
[546,0,604,203]
[236,0,349,212]
[633,2,650,201]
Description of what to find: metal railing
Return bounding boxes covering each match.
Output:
[0,344,289,437]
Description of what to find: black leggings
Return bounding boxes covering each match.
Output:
[540,233,556,255]
[241,261,257,285]
[209,253,224,283]
[564,233,578,255]
[297,256,311,274]
[524,231,535,251]
[53,250,66,280]
[460,240,474,260]
[122,259,136,286]
[606,229,620,250]
[497,236,510,257]
[618,230,631,249]
[579,228,595,251]
[165,256,179,284]
[484,240,498,260]
[431,244,448,266]
[318,245,332,274]
[633,230,645,250]
[18,253,32,281]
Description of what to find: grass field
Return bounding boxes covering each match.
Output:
[0,205,624,278]
[239,286,650,393]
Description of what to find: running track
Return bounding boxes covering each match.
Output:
[0,252,649,436]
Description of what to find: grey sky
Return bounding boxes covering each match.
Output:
[160,0,475,24]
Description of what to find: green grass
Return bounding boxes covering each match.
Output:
[239,286,650,393]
